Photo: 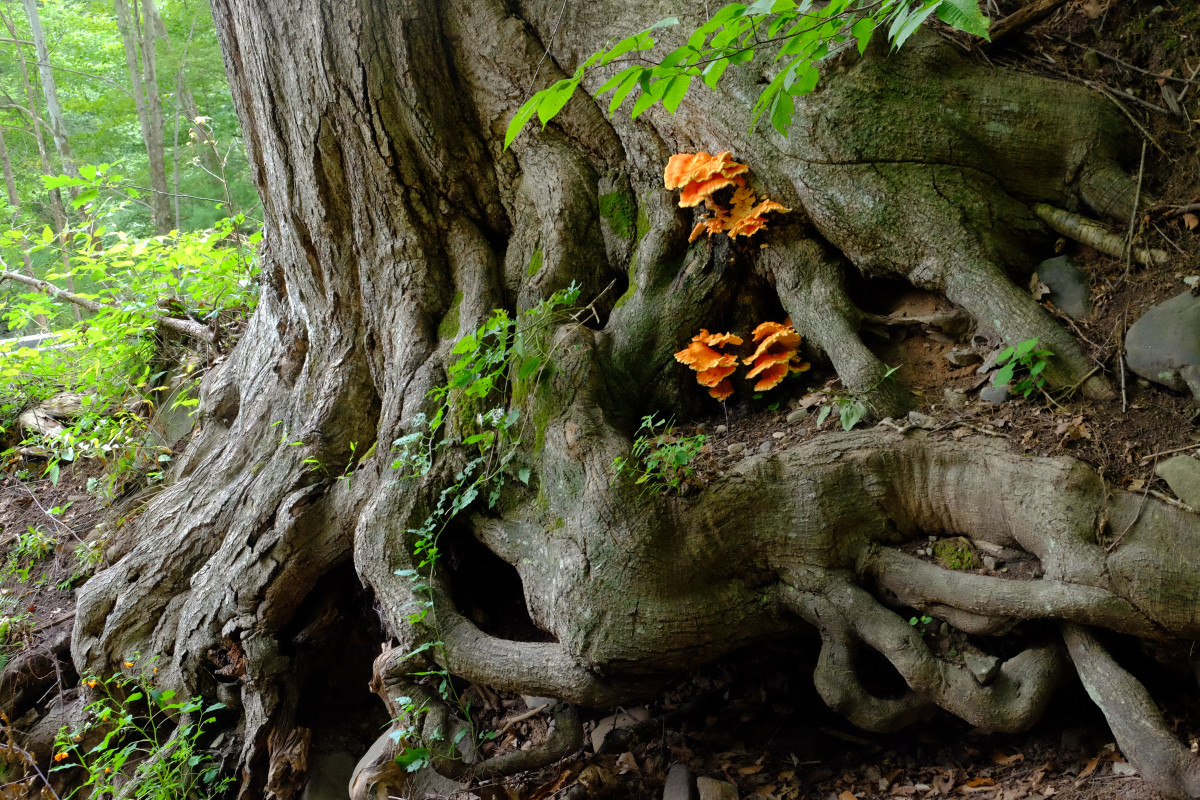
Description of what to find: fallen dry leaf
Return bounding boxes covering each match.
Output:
[839,791,858,800]
[966,777,996,787]
[992,750,1025,765]
[1184,212,1199,230]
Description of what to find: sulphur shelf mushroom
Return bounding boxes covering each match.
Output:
[675,329,744,401]
[743,321,810,391]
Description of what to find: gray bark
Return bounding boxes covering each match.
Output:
[59,2,1200,798]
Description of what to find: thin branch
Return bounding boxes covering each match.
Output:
[0,266,215,344]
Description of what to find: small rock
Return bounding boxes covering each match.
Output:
[979,382,1011,404]
[945,348,982,367]
[664,763,697,800]
[786,408,807,424]
[772,431,785,439]
[964,653,1001,686]
[938,622,950,637]
[1036,256,1093,319]
[942,388,968,410]
[1156,455,1200,507]
[697,776,739,800]
[907,411,935,428]
[715,424,728,435]
[727,442,746,456]
[1126,290,1200,398]
[1111,761,1139,777]
[757,441,772,455]
[522,695,555,710]
[982,555,997,571]
[928,330,956,344]
[1082,49,1102,72]
[591,706,649,752]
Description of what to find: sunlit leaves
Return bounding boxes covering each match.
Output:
[504,0,990,147]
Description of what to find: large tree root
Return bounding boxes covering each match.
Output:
[1064,624,1200,798]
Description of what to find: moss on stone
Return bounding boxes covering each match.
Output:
[437,291,463,340]
[933,537,982,571]
[612,280,637,311]
[527,247,543,277]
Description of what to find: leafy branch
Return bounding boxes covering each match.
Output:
[505,0,990,147]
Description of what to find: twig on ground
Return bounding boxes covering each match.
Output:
[1125,140,1147,274]
[1119,352,1127,414]
[1139,443,1200,462]
[1056,366,1101,399]
[1051,37,1195,83]
[1089,84,1170,157]
[1107,457,1155,552]
[1177,61,1200,104]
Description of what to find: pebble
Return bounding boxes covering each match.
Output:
[697,776,739,800]
[907,411,935,428]
[727,442,745,455]
[664,763,697,800]
[965,653,1001,686]
[982,555,997,571]
[757,441,772,455]
[979,382,1011,404]
[1036,255,1093,319]
[1126,290,1200,398]
[942,388,968,410]
[1156,455,1200,507]
[772,431,785,439]
[945,348,982,367]
[938,622,950,637]
[715,424,728,435]
[786,409,807,424]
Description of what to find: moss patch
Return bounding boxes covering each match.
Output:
[933,537,982,571]
[612,280,637,311]
[527,247,543,278]
[437,291,463,340]
[599,191,636,240]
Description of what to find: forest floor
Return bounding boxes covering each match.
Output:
[1,1,1199,799]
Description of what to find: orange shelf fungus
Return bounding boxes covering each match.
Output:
[675,328,744,401]
[665,152,789,241]
[743,321,809,391]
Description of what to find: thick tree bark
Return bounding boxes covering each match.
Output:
[66,2,1200,798]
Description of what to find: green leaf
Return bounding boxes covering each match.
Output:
[71,188,99,209]
[536,78,580,127]
[597,65,640,94]
[631,78,669,118]
[935,0,990,39]
[607,68,643,114]
[891,3,940,49]
[770,90,795,136]
[518,468,531,485]
[42,225,54,243]
[993,362,1015,387]
[518,356,540,381]
[702,58,730,88]
[395,747,431,772]
[661,74,692,113]
[851,17,875,53]
[504,98,540,150]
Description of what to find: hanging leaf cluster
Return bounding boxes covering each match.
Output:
[504,0,990,147]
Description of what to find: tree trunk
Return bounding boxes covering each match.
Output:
[114,0,171,235]
[7,4,82,323]
[68,3,1200,799]
[0,121,47,330]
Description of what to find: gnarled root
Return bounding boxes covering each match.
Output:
[1064,623,1200,799]
[787,573,1069,734]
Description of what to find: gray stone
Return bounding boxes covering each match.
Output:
[1156,455,1200,507]
[1126,290,1200,397]
[772,431,785,439]
[982,555,997,572]
[757,441,772,455]
[942,388,968,410]
[964,653,1001,686]
[715,424,728,434]
[979,382,1011,404]
[665,763,697,800]
[1036,256,1092,319]
[521,695,555,710]
[786,408,807,424]
[946,348,982,367]
[590,706,649,752]
[907,411,935,428]
[697,776,739,800]
[727,442,745,456]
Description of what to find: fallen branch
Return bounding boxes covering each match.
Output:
[0,269,215,344]
[1032,205,1169,266]
[988,0,1070,44]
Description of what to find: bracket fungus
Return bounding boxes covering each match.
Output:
[662,151,790,242]
[675,329,744,401]
[744,321,810,391]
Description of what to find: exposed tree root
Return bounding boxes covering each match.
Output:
[1064,624,1200,799]
[1033,203,1168,266]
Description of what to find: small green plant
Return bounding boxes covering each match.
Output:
[992,337,1052,398]
[52,663,230,799]
[908,614,933,635]
[5,525,55,580]
[933,537,981,570]
[816,364,901,431]
[612,413,708,496]
[0,609,33,671]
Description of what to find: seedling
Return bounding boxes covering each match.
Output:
[993,338,1052,398]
